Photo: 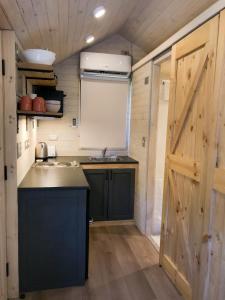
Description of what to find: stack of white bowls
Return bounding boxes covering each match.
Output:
[45,100,61,113]
[22,49,56,65]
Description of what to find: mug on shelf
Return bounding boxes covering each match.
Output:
[33,97,46,113]
[20,96,32,111]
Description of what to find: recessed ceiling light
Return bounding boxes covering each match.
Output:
[86,35,95,44]
[93,6,106,18]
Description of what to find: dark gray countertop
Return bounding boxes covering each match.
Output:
[53,156,138,165]
[18,156,138,190]
[19,166,89,190]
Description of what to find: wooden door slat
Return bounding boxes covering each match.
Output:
[171,49,209,153]
[168,154,200,182]
[168,170,193,279]
[162,255,192,300]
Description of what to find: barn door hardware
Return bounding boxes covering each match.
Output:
[2,59,5,76]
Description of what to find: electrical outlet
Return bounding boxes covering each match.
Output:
[17,142,22,158]
[25,139,30,150]
[72,118,78,127]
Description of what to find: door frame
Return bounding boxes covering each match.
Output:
[145,50,171,250]
[0,31,7,300]
[2,31,18,298]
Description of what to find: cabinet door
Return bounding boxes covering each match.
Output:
[84,169,108,221]
[19,189,88,293]
[108,169,135,220]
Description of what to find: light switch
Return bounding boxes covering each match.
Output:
[72,118,77,127]
[48,135,58,141]
[144,77,149,85]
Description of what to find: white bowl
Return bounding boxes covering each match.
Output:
[23,49,56,65]
[46,100,61,105]
[46,103,61,113]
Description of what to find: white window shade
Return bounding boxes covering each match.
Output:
[80,78,129,149]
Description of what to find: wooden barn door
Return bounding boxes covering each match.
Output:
[203,9,225,300]
[159,16,219,299]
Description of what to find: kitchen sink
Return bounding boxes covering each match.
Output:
[88,156,121,162]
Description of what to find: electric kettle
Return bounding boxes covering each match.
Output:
[35,142,48,161]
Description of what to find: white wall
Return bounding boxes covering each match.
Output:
[151,87,169,234]
[129,62,152,233]
[150,62,170,236]
[37,34,146,156]
[17,117,37,185]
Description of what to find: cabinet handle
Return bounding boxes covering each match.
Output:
[110,171,112,181]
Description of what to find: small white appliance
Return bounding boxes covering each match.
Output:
[47,145,56,158]
[80,52,131,80]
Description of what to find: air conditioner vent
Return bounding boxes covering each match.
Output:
[80,52,131,81]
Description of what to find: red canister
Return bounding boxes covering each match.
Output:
[20,96,32,111]
[33,97,46,112]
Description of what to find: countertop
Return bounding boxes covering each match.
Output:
[18,156,138,190]
[19,166,89,190]
[53,156,138,165]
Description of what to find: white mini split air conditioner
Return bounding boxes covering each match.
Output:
[80,52,131,81]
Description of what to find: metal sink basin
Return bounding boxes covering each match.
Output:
[88,156,121,162]
[34,161,79,168]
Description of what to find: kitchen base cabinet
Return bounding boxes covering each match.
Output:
[108,169,135,220]
[18,188,89,294]
[84,170,108,221]
[84,168,135,221]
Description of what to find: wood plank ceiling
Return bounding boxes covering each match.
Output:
[0,0,140,63]
[120,0,218,52]
[0,0,218,63]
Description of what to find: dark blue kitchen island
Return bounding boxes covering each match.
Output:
[18,166,89,295]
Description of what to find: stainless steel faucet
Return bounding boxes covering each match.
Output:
[102,147,107,158]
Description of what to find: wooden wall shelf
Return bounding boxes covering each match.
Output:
[27,78,57,87]
[17,62,53,72]
[17,62,57,87]
[17,110,63,118]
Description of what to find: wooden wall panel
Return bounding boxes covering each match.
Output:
[0,5,10,30]
[129,62,152,233]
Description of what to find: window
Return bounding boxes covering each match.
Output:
[80,78,129,149]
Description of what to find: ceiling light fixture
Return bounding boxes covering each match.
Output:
[93,6,106,18]
[86,35,95,44]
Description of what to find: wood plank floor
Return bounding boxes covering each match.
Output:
[24,225,182,300]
